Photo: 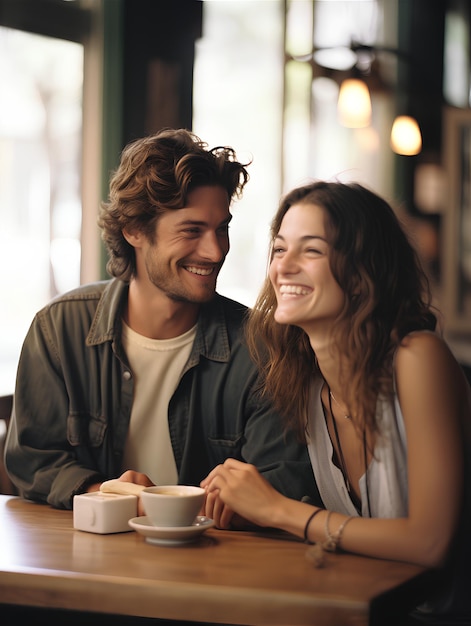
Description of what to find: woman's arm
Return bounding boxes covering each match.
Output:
[202,333,468,568]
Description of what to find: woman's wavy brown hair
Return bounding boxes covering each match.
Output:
[98,128,250,281]
[246,181,437,441]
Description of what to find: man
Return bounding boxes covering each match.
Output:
[5,129,319,522]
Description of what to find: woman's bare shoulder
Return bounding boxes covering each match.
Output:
[395,330,468,399]
[397,330,454,362]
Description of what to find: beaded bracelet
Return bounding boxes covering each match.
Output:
[322,511,353,552]
[303,508,323,544]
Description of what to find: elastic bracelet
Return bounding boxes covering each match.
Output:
[322,513,353,552]
[336,516,353,551]
[322,510,336,551]
[303,508,323,544]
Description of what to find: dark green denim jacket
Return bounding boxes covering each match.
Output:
[5,279,320,509]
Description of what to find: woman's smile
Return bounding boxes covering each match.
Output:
[278,284,313,297]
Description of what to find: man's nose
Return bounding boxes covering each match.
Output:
[199,232,227,262]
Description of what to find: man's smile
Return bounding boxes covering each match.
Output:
[185,265,215,276]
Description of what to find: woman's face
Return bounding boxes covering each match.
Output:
[269,202,345,335]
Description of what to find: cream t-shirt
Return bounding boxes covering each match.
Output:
[121,321,197,485]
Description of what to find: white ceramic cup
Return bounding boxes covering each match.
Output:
[140,485,205,527]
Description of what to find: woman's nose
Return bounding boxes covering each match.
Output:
[277,250,299,273]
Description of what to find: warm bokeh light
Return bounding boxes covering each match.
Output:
[337,79,372,128]
[390,115,422,155]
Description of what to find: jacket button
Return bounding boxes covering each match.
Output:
[122,370,132,381]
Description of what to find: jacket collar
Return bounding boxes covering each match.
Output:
[87,279,231,364]
[86,279,128,346]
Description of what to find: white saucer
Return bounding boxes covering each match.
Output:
[128,515,214,546]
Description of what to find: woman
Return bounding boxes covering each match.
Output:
[202,181,471,622]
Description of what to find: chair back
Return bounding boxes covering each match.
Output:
[0,395,17,495]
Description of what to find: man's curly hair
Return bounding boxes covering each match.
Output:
[98,128,250,281]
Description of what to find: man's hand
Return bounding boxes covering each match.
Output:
[88,470,154,516]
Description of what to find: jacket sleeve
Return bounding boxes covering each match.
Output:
[176,322,324,507]
[5,312,103,509]
[242,384,323,506]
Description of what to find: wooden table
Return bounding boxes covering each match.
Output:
[0,495,432,626]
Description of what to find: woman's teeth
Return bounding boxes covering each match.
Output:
[279,285,310,296]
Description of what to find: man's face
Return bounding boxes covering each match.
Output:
[141,185,232,304]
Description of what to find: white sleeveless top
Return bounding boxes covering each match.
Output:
[306,376,408,518]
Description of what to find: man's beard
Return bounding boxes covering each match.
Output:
[145,256,220,304]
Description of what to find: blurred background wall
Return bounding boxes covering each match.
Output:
[0,0,470,393]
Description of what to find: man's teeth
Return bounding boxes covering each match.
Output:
[186,266,213,276]
[279,285,310,295]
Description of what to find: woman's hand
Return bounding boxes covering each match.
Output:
[203,487,236,529]
[201,458,285,529]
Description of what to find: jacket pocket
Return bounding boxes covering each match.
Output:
[208,432,243,456]
[67,413,107,447]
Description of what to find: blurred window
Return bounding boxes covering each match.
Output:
[0,26,83,394]
[194,0,396,308]
[193,0,284,307]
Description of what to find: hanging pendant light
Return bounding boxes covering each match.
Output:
[337,78,372,128]
[390,115,422,155]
